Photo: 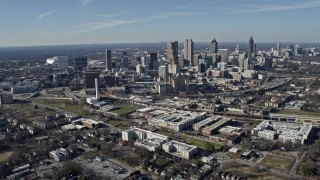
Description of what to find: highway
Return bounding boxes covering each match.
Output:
[153,77,292,98]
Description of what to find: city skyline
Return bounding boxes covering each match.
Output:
[0,0,320,47]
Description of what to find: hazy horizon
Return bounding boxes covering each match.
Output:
[0,0,320,47]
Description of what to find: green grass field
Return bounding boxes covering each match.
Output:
[108,120,133,129]
[17,107,56,121]
[33,98,89,116]
[0,104,32,113]
[0,103,56,121]
[181,135,223,151]
[260,155,295,172]
[155,130,175,138]
[109,104,136,115]
[155,129,223,151]
[33,98,68,107]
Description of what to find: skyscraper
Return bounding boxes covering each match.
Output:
[106,49,112,71]
[248,36,254,58]
[167,41,178,65]
[122,52,129,68]
[158,65,168,77]
[210,37,218,54]
[244,58,252,70]
[149,52,157,70]
[276,42,281,50]
[74,57,88,68]
[184,39,194,64]
[218,49,229,63]
[85,71,99,89]
[235,45,240,56]
[238,53,247,69]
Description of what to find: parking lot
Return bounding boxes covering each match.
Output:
[81,158,131,179]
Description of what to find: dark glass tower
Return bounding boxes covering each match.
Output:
[149,52,157,70]
[106,49,112,71]
[210,37,218,54]
[248,36,254,58]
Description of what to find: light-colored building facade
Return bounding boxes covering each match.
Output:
[184,39,194,64]
[162,140,197,159]
[11,80,39,94]
[49,148,69,162]
[122,127,168,151]
[218,49,229,63]
[0,92,13,104]
[46,56,69,70]
[193,116,223,132]
[251,120,312,145]
[148,110,206,131]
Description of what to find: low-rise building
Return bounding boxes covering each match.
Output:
[252,120,312,145]
[49,148,69,162]
[33,121,50,129]
[148,110,206,131]
[72,118,100,129]
[284,101,306,110]
[162,140,197,159]
[193,116,222,132]
[0,92,13,104]
[122,127,168,152]
[202,117,231,136]
[11,80,39,94]
[122,127,197,159]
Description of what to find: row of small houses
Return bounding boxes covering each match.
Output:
[1,116,76,141]
[0,117,38,142]
[32,119,69,130]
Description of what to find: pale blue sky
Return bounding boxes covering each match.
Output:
[0,0,319,46]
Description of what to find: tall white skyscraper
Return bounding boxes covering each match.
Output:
[184,39,194,64]
[235,45,240,55]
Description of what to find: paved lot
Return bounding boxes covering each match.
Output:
[81,158,130,179]
[36,161,63,177]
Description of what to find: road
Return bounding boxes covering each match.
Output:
[152,77,292,98]
[64,90,81,103]
[289,150,308,175]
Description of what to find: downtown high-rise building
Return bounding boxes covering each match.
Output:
[106,49,112,71]
[85,71,99,89]
[184,39,194,64]
[210,37,218,54]
[276,42,281,50]
[218,49,229,63]
[74,57,88,68]
[235,45,240,55]
[167,41,178,65]
[122,52,129,68]
[248,36,254,58]
[149,52,157,70]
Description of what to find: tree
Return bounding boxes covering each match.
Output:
[283,140,293,151]
[301,163,312,176]
[53,161,83,179]
[99,128,110,136]
[203,142,215,152]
